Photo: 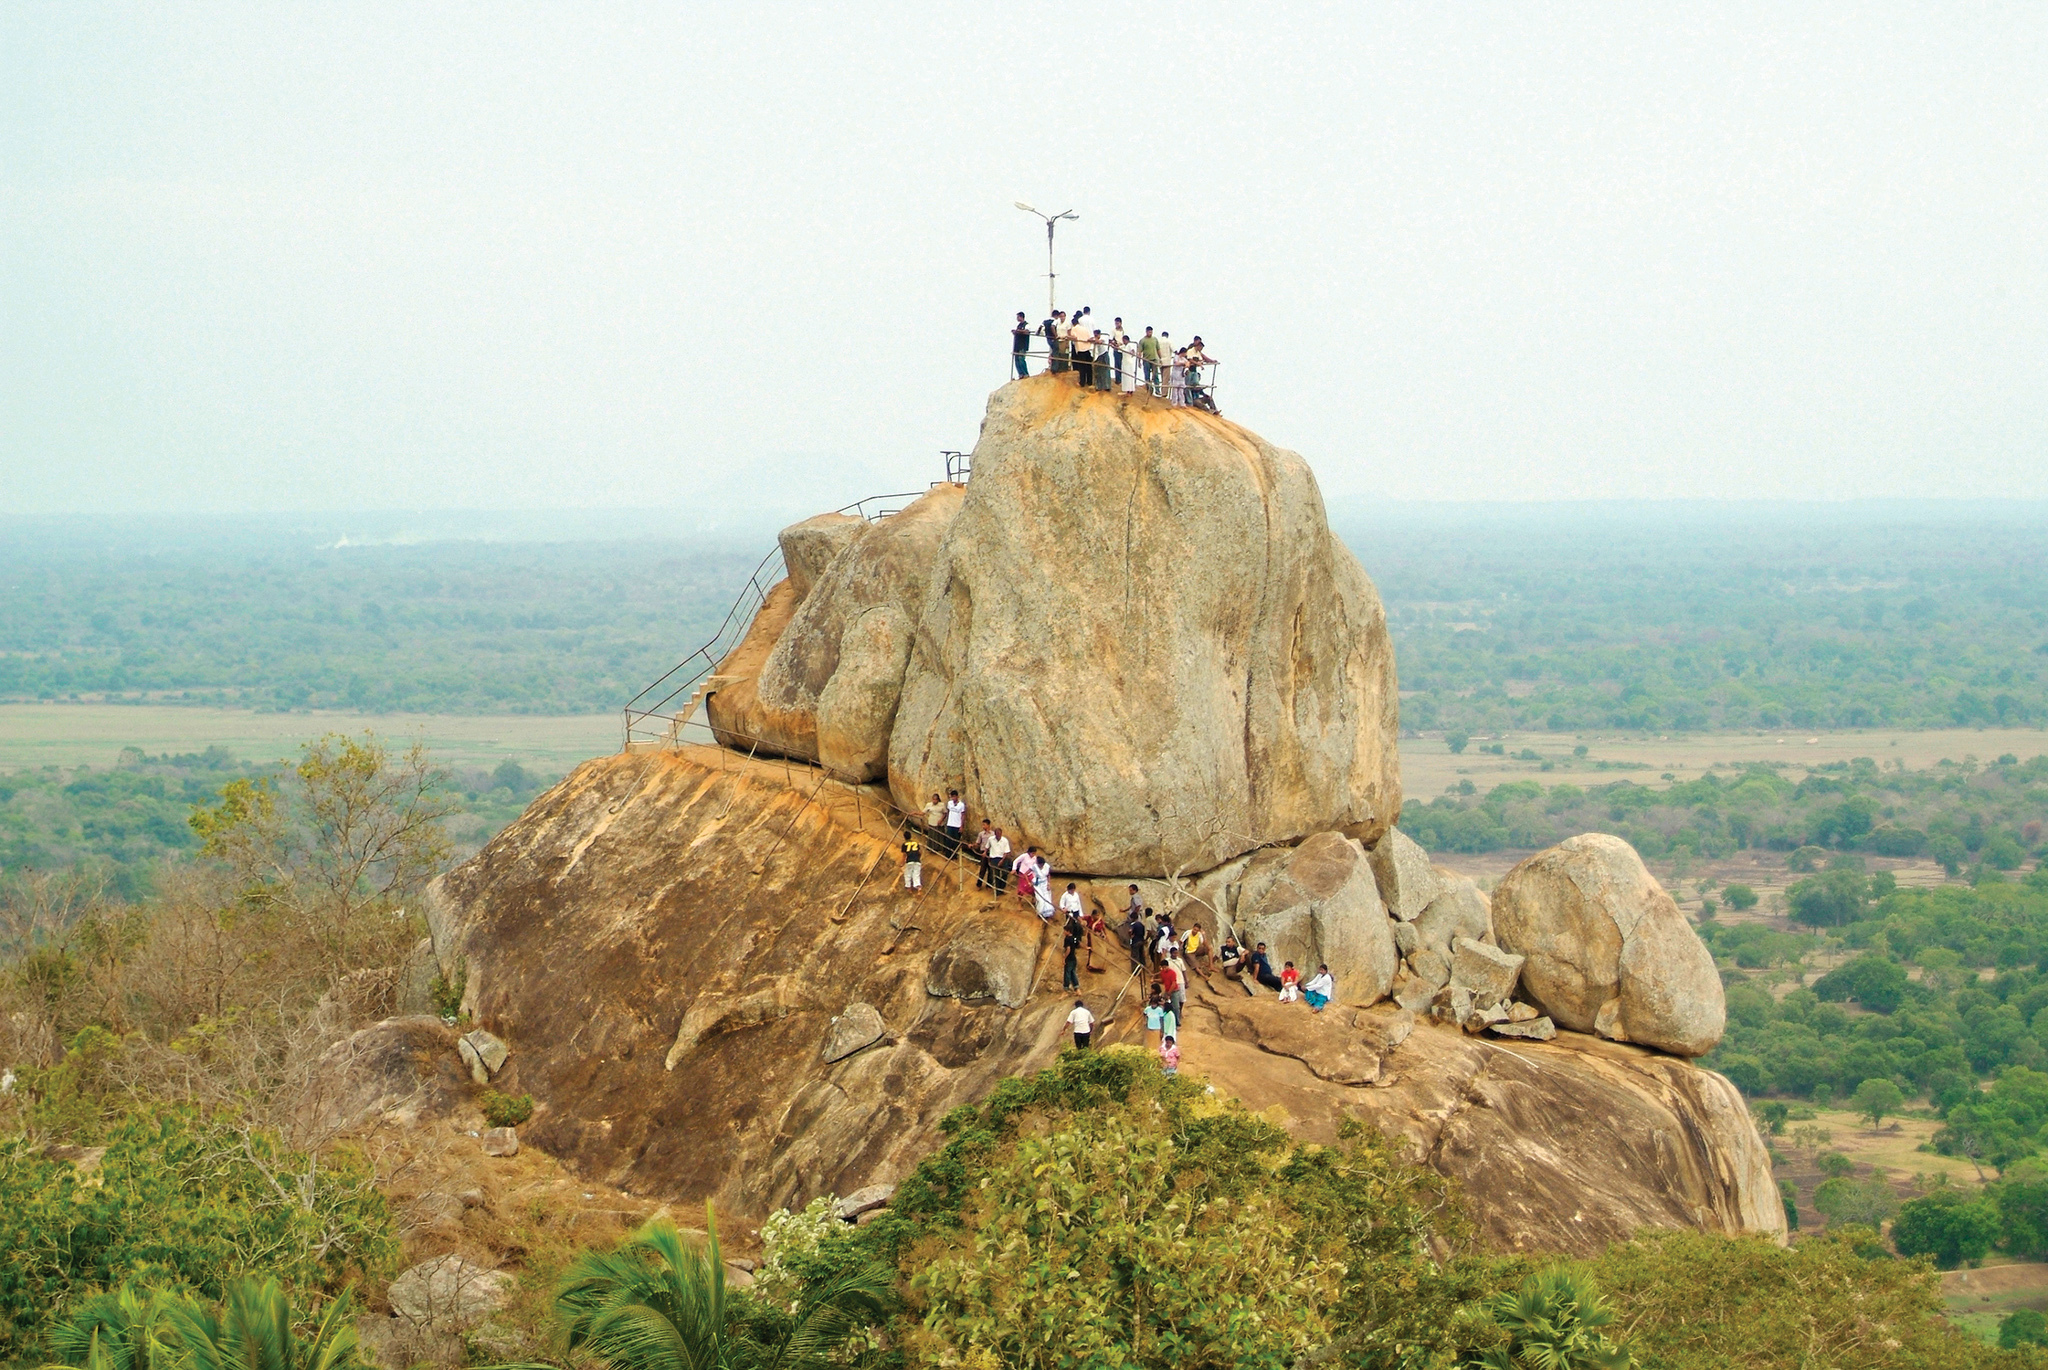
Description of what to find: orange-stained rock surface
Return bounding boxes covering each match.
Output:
[417,749,1785,1254]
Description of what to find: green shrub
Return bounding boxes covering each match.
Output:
[479,1088,534,1129]
[0,1105,393,1359]
[1893,1189,2001,1268]
[1723,882,1759,910]
[429,956,467,1019]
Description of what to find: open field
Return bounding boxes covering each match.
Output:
[1945,1262,2048,1343]
[1401,725,2048,800]
[0,703,620,776]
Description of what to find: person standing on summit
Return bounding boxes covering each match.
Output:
[1012,312,1033,377]
[1042,311,1066,373]
[1139,327,1161,394]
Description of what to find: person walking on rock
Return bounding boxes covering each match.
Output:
[1144,987,1165,1048]
[943,790,966,858]
[1125,907,1148,974]
[902,829,923,894]
[1159,1033,1180,1077]
[985,826,1011,894]
[1014,845,1038,907]
[972,820,995,888]
[1033,856,1057,923]
[1058,881,1083,923]
[1160,957,1185,1028]
[1066,998,1095,1049]
[923,793,946,844]
[1063,913,1083,989]
[1012,312,1033,378]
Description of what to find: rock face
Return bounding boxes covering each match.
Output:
[420,749,1782,1253]
[821,1002,887,1063]
[1413,870,1490,953]
[711,486,965,780]
[1492,834,1726,1057]
[886,379,1401,874]
[1233,832,1398,1006]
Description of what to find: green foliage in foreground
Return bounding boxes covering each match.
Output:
[0,1097,392,1362]
[43,1276,364,1370]
[726,1051,2033,1370]
[552,1207,891,1370]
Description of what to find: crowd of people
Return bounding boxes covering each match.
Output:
[897,792,1337,1078]
[1009,307,1220,412]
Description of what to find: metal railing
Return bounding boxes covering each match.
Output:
[621,471,963,754]
[1007,345,1222,412]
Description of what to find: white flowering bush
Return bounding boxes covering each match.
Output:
[751,1194,840,1309]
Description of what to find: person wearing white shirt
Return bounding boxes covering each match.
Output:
[1058,883,1083,920]
[943,791,966,858]
[1303,964,1337,1012]
[985,829,1012,894]
[1066,999,1096,1049]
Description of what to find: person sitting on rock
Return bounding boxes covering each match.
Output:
[1303,964,1335,1012]
[1182,923,1206,970]
[1066,998,1095,1049]
[1277,961,1302,1002]
[901,830,923,894]
[1218,937,1245,980]
[1247,942,1282,995]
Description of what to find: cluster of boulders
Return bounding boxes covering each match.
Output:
[1208,826,1722,1057]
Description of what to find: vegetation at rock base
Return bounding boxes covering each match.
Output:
[1403,753,2047,862]
[42,1276,367,1370]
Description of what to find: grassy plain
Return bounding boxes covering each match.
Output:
[0,702,619,775]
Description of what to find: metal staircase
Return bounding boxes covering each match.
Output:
[621,459,966,753]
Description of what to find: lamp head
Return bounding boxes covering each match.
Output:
[1014,201,1039,215]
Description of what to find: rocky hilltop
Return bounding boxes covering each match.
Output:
[366,377,1779,1256]
[713,378,1400,875]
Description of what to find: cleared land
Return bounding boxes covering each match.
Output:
[0,703,619,775]
[1402,725,2048,800]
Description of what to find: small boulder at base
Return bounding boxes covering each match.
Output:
[463,1029,508,1072]
[1491,1016,1557,1041]
[480,1127,519,1157]
[1492,833,1725,1057]
[1368,829,1442,921]
[388,1255,512,1330]
[925,915,1042,1008]
[821,1002,887,1063]
[834,1183,895,1221]
[1413,872,1490,952]
[1450,937,1523,1007]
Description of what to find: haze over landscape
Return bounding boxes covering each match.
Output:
[6,8,2048,1369]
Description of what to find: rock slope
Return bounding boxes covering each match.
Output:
[420,748,1782,1253]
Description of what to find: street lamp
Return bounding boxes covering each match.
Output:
[1015,202,1078,316]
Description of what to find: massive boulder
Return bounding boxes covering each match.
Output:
[1492,834,1725,1057]
[710,486,964,779]
[1232,832,1399,1005]
[887,379,1400,874]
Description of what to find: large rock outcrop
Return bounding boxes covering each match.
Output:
[414,749,1781,1252]
[709,485,964,780]
[1492,834,1726,1057]
[883,380,1399,874]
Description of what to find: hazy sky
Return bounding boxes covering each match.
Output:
[4,4,2045,517]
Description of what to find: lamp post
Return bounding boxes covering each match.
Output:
[1014,202,1078,316]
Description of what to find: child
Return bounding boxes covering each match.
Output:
[1278,960,1301,1003]
[1144,988,1165,1048]
[1160,1034,1180,1076]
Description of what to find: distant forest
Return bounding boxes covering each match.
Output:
[2,504,2045,729]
